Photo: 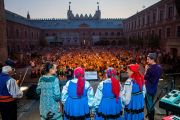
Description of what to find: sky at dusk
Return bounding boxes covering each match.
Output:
[5,0,160,19]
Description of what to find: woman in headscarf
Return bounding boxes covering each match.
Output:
[94,68,123,120]
[36,62,62,120]
[121,64,146,120]
[61,67,94,120]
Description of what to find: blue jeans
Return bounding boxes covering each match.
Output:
[145,93,155,120]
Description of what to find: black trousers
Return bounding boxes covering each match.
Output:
[0,100,17,120]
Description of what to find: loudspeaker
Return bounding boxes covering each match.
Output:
[26,84,39,100]
[175,0,180,15]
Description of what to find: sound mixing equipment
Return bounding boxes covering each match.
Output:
[159,90,180,115]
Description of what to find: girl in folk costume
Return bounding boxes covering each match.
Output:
[61,67,94,120]
[36,62,62,120]
[122,64,146,120]
[94,68,123,120]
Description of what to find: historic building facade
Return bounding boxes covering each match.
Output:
[124,0,180,56]
[6,11,42,54]
[5,2,124,55]
[2,0,180,56]
[32,3,124,46]
[0,0,8,62]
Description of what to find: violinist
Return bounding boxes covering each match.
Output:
[0,66,23,120]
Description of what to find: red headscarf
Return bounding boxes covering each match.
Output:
[74,67,85,97]
[128,64,144,90]
[106,68,120,102]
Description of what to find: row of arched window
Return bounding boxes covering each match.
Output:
[45,31,123,37]
[6,27,40,39]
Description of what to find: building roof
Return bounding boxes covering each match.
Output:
[31,19,123,29]
[5,10,38,28]
[5,10,123,30]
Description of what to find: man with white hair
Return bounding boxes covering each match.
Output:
[0,66,23,120]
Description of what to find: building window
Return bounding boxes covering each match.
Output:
[147,15,150,25]
[111,32,114,36]
[142,32,144,37]
[166,28,171,37]
[32,32,34,38]
[138,19,140,27]
[159,10,164,21]
[147,31,150,37]
[16,29,19,38]
[25,31,27,38]
[67,38,71,42]
[37,32,39,38]
[121,32,123,36]
[177,26,180,37]
[131,22,133,29]
[73,37,78,41]
[152,30,155,36]
[168,6,173,19]
[159,29,161,39]
[17,45,20,52]
[138,32,140,37]
[6,28,9,37]
[153,12,156,23]
[142,17,145,26]
[52,33,56,36]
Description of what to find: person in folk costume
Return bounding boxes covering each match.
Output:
[121,64,146,120]
[61,67,94,120]
[94,68,123,120]
[0,66,23,120]
[36,62,62,120]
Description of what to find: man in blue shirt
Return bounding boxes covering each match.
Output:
[144,53,162,120]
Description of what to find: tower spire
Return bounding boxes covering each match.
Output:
[69,2,71,10]
[27,11,30,19]
[97,2,99,10]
